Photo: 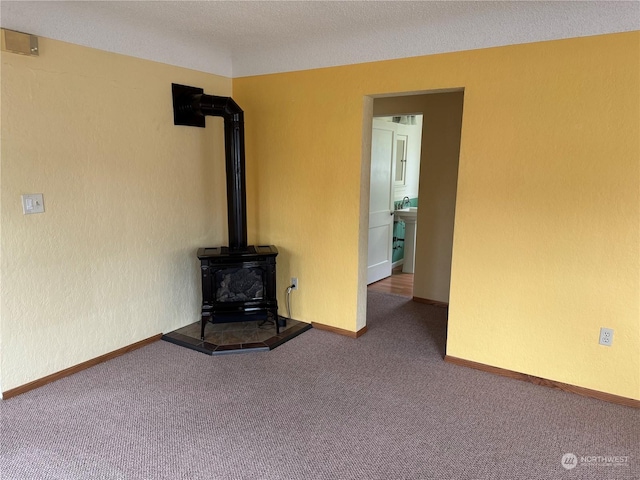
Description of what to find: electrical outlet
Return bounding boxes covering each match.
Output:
[290,277,298,290]
[599,327,614,346]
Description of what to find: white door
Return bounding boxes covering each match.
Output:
[367,120,397,284]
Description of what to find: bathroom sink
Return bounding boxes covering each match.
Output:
[395,207,417,221]
[394,207,418,273]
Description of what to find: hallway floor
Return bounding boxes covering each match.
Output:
[367,267,414,297]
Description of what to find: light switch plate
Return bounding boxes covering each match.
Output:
[21,193,45,214]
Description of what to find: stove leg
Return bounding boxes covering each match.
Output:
[276,310,286,334]
[201,313,210,340]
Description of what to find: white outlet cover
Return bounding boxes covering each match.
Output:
[599,327,614,346]
[21,193,45,214]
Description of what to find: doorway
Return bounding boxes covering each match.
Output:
[367,115,423,287]
[361,90,464,316]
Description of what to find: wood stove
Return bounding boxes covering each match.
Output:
[198,246,279,339]
[172,83,283,339]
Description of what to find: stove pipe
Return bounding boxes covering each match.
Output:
[172,84,247,252]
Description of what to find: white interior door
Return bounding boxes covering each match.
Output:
[367,120,397,284]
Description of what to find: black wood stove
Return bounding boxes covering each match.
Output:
[197,245,278,339]
[172,83,283,339]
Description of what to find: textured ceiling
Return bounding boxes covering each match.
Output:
[1,1,638,77]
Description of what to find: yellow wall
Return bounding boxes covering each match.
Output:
[237,69,366,330]
[2,31,638,401]
[234,32,639,400]
[1,36,231,393]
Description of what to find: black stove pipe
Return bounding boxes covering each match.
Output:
[172,84,247,252]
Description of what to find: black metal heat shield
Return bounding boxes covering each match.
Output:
[172,83,206,127]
